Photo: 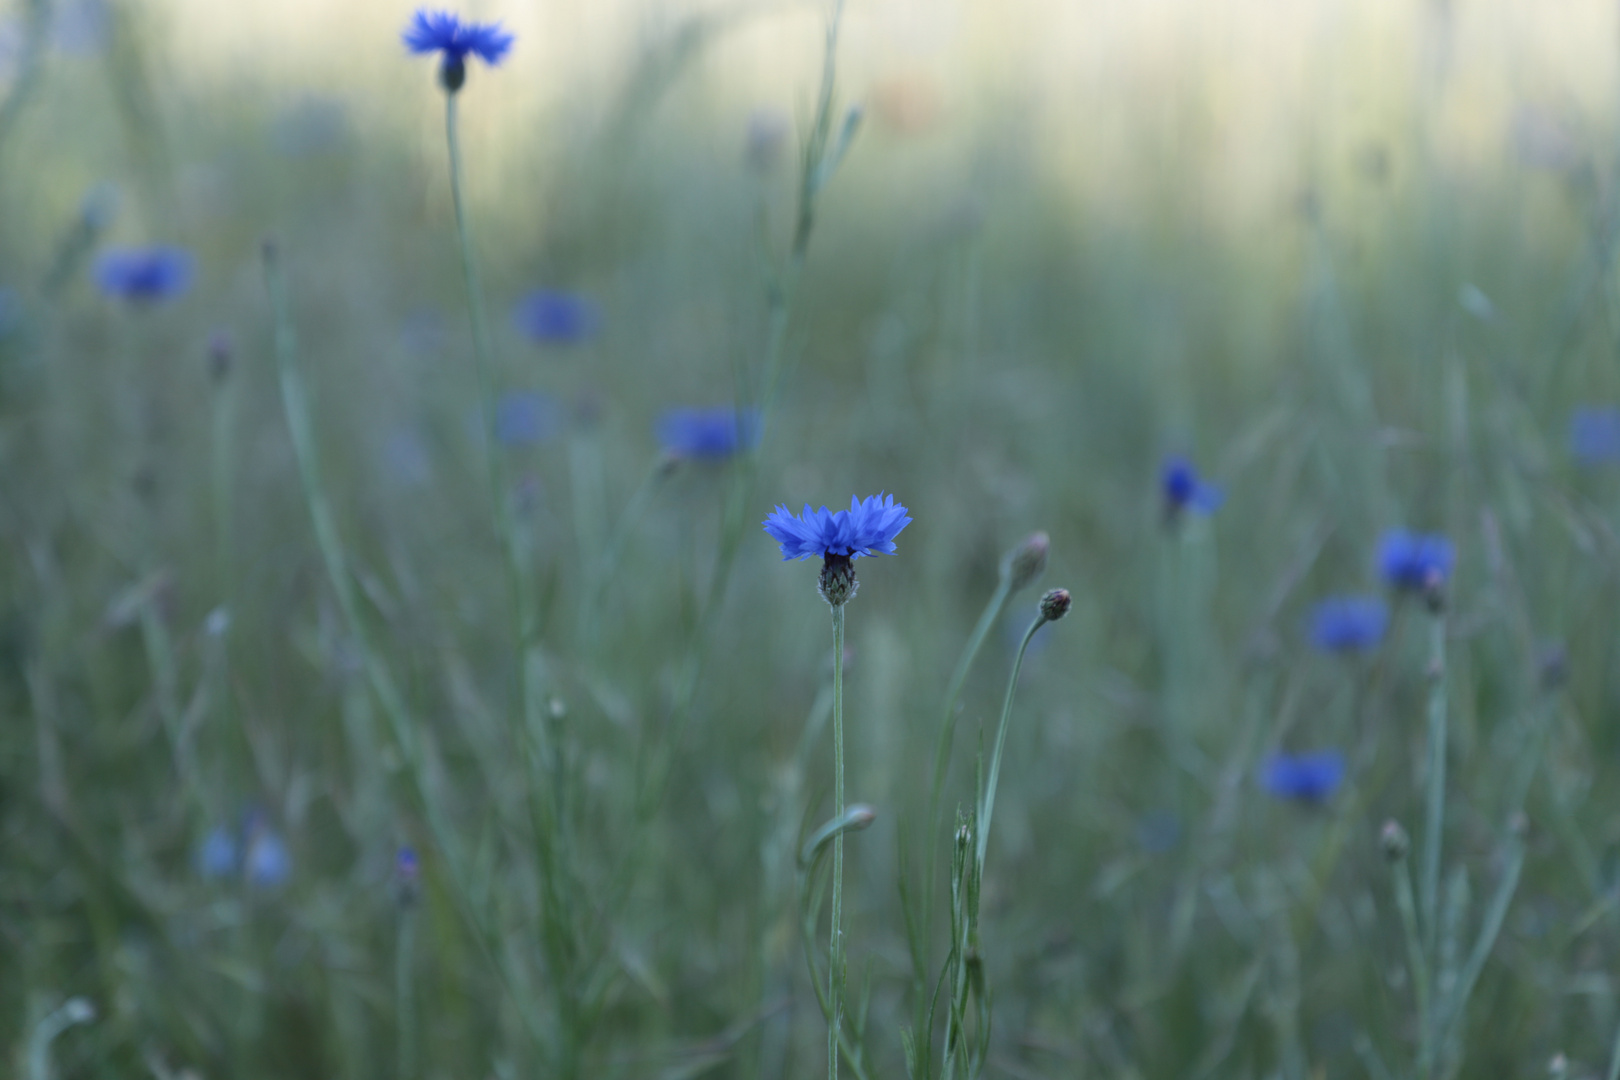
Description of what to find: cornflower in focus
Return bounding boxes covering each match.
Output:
[403,9,513,92]
[1161,454,1223,517]
[93,246,193,304]
[1378,529,1454,592]
[1310,596,1388,652]
[764,493,911,607]
[511,289,598,345]
[1569,406,1620,466]
[1261,750,1346,803]
[657,406,760,460]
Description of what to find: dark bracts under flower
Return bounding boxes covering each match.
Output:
[657,406,761,460]
[1161,455,1223,516]
[1261,750,1345,803]
[511,289,598,345]
[763,494,911,562]
[94,246,193,303]
[1378,529,1454,592]
[1310,596,1388,652]
[403,9,514,91]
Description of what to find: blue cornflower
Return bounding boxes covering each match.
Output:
[511,289,598,345]
[1570,406,1620,466]
[244,825,291,889]
[764,494,912,562]
[403,9,513,91]
[657,406,761,460]
[1161,455,1223,515]
[1260,750,1346,803]
[195,825,239,879]
[1309,596,1389,652]
[93,246,193,303]
[493,390,561,447]
[1378,529,1454,592]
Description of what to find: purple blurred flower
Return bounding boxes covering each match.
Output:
[94,246,193,303]
[1261,750,1345,803]
[512,289,598,345]
[1570,406,1620,466]
[1309,596,1388,652]
[657,406,760,460]
[1161,455,1223,515]
[1378,530,1454,592]
[493,390,562,447]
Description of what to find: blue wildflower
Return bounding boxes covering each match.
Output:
[244,826,291,889]
[511,289,598,345]
[493,390,561,447]
[93,246,193,303]
[1378,529,1454,592]
[195,825,239,879]
[764,494,912,562]
[1261,750,1346,803]
[1570,406,1620,466]
[657,406,761,460]
[1309,596,1389,652]
[403,9,513,90]
[1161,455,1223,515]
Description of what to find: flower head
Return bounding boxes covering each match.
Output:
[763,493,911,562]
[1378,529,1454,592]
[1570,406,1620,466]
[512,289,598,345]
[1309,596,1388,652]
[93,245,193,303]
[245,826,291,889]
[1261,750,1345,803]
[403,9,513,90]
[195,825,239,879]
[1161,455,1223,515]
[657,406,760,460]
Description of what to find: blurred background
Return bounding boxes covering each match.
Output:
[4,0,1620,1076]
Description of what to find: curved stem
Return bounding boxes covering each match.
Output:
[1420,611,1447,957]
[976,614,1047,876]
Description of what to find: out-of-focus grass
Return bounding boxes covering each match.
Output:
[4,0,1620,1077]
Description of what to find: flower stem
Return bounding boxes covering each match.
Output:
[828,602,846,1080]
[396,908,417,1080]
[1420,610,1447,959]
[976,613,1048,876]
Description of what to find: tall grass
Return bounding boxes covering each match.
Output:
[2,0,1620,1077]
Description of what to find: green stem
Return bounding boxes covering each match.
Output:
[1392,854,1433,1080]
[976,614,1048,876]
[1420,610,1447,957]
[828,602,846,1080]
[397,909,417,1080]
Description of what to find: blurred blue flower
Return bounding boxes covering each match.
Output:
[53,0,109,55]
[764,494,912,561]
[93,246,193,303]
[1261,750,1345,803]
[1161,455,1223,514]
[403,9,513,66]
[1378,530,1454,592]
[657,406,760,460]
[1570,406,1620,466]
[195,825,239,879]
[493,390,562,447]
[1309,596,1388,652]
[511,290,598,345]
[244,825,291,889]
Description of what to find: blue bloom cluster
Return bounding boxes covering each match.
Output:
[1310,596,1388,652]
[404,9,513,88]
[1261,750,1345,803]
[1161,455,1223,515]
[764,494,911,561]
[658,407,760,460]
[94,246,193,303]
[195,811,291,888]
[512,289,598,345]
[1570,406,1620,466]
[1378,529,1454,592]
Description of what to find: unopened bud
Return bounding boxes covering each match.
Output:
[818,554,859,608]
[1038,588,1072,623]
[394,846,421,906]
[439,56,466,92]
[1422,569,1446,614]
[799,803,878,866]
[1002,531,1049,592]
[1380,820,1410,862]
